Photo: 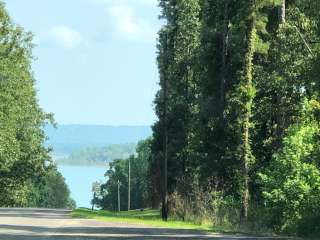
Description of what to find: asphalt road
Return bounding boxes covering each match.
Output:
[0,208,288,240]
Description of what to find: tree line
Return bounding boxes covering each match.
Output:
[148,0,320,236]
[56,143,136,166]
[94,139,151,211]
[0,2,74,209]
[96,0,320,236]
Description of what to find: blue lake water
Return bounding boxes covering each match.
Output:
[58,165,108,208]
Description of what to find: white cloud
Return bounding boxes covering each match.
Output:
[95,0,157,7]
[110,5,141,35]
[137,0,157,6]
[48,25,82,49]
[110,5,157,42]
[93,0,158,42]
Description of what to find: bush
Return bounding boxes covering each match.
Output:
[168,182,240,228]
[259,101,320,237]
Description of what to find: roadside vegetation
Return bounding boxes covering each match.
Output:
[72,208,269,236]
[0,2,73,209]
[92,0,320,238]
[1,0,320,238]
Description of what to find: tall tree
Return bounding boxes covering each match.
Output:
[153,0,201,221]
[237,1,256,224]
[231,0,279,223]
[155,28,170,221]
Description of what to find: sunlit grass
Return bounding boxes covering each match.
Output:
[72,208,226,232]
[71,208,297,239]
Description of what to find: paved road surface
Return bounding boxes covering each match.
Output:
[0,208,287,239]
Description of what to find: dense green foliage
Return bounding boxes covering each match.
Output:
[28,165,76,209]
[94,0,320,236]
[56,143,136,166]
[147,0,320,237]
[0,2,73,209]
[259,100,320,236]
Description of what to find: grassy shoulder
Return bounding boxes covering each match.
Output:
[71,208,278,237]
[72,208,216,231]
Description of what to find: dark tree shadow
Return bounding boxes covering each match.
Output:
[0,224,287,240]
[0,208,71,219]
[0,209,288,240]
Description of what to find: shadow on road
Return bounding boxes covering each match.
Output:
[0,209,288,240]
[0,208,71,219]
[0,213,70,219]
[0,224,285,240]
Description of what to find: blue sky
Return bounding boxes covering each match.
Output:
[4,0,161,125]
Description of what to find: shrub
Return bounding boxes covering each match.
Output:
[168,182,240,228]
[259,100,320,237]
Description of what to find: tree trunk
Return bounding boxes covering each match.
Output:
[161,32,169,222]
[279,0,286,23]
[161,131,168,221]
[275,0,286,148]
[220,0,230,116]
[161,135,168,221]
[240,20,256,226]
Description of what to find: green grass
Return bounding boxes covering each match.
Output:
[72,208,228,232]
[71,208,297,239]
[72,208,282,237]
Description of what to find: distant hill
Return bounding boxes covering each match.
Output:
[44,124,152,157]
[56,143,136,166]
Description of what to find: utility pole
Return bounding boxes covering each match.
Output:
[117,180,121,212]
[92,192,96,211]
[128,157,131,211]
